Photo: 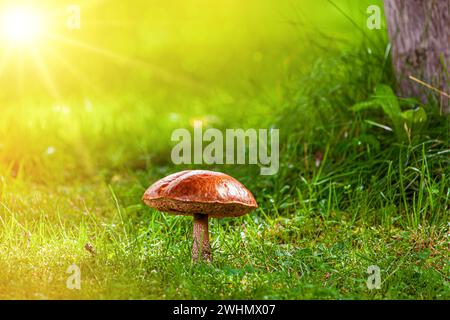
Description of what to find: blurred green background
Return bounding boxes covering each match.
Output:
[0,0,385,181]
[1,0,383,99]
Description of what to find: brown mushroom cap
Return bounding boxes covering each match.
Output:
[142,170,258,217]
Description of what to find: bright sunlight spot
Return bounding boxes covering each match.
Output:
[1,6,43,45]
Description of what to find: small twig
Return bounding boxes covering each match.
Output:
[409,75,450,99]
[84,243,96,256]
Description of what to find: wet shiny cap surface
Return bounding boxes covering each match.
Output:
[142,170,258,217]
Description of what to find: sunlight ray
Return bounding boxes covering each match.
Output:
[44,32,202,89]
[16,48,24,94]
[43,46,101,94]
[28,48,60,100]
[0,46,13,79]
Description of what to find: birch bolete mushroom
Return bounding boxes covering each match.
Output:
[142,170,258,262]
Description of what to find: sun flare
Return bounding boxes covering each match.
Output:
[1,6,43,45]
[0,2,180,98]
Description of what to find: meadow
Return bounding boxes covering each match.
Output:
[0,0,448,299]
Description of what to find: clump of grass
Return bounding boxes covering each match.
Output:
[259,43,449,231]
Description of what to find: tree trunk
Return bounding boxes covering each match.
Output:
[384,0,450,113]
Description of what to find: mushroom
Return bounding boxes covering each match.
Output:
[142,170,258,262]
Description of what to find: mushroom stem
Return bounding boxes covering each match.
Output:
[192,214,212,263]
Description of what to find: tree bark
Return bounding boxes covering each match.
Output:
[384,0,450,113]
[192,214,212,263]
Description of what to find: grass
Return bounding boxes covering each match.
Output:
[0,1,449,300]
